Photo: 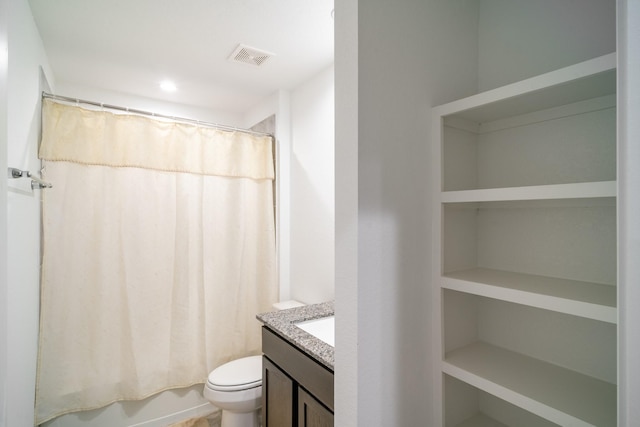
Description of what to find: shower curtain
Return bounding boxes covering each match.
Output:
[35,99,278,424]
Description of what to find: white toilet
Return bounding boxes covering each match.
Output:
[203,301,305,427]
[203,355,263,427]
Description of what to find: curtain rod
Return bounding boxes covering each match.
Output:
[42,92,273,138]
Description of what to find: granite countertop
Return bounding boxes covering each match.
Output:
[257,301,334,371]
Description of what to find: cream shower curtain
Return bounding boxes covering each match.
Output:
[35,99,278,424]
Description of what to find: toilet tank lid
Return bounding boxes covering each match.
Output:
[208,355,262,387]
[273,300,305,310]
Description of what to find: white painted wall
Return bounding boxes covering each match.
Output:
[243,73,336,307]
[272,91,293,302]
[478,0,616,91]
[53,81,244,127]
[244,90,294,303]
[334,1,479,426]
[618,0,640,424]
[0,0,8,424]
[290,65,335,304]
[333,2,358,425]
[5,1,55,426]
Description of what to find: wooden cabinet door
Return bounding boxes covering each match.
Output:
[298,387,334,427]
[263,356,294,427]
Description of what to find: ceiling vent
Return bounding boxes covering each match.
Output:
[228,44,274,67]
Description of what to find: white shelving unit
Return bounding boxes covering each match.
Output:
[431,53,618,427]
[445,374,560,427]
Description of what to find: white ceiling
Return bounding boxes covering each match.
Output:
[28,0,335,114]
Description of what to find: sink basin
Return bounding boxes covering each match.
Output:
[295,316,335,347]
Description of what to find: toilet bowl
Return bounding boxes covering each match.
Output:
[204,301,305,427]
[203,355,263,427]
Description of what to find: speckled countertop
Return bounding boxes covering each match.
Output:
[257,301,334,371]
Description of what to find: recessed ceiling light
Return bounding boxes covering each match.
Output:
[160,80,177,92]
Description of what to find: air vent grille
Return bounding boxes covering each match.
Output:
[229,44,274,67]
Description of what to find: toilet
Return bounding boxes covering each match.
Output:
[203,355,263,427]
[203,300,305,427]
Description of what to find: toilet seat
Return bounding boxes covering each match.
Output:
[206,355,262,392]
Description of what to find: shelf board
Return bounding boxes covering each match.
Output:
[456,413,508,427]
[442,268,616,323]
[432,53,616,123]
[443,342,617,427]
[441,181,616,203]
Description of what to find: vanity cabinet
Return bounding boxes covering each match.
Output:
[297,387,333,427]
[431,53,618,426]
[262,327,334,427]
[263,357,293,427]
